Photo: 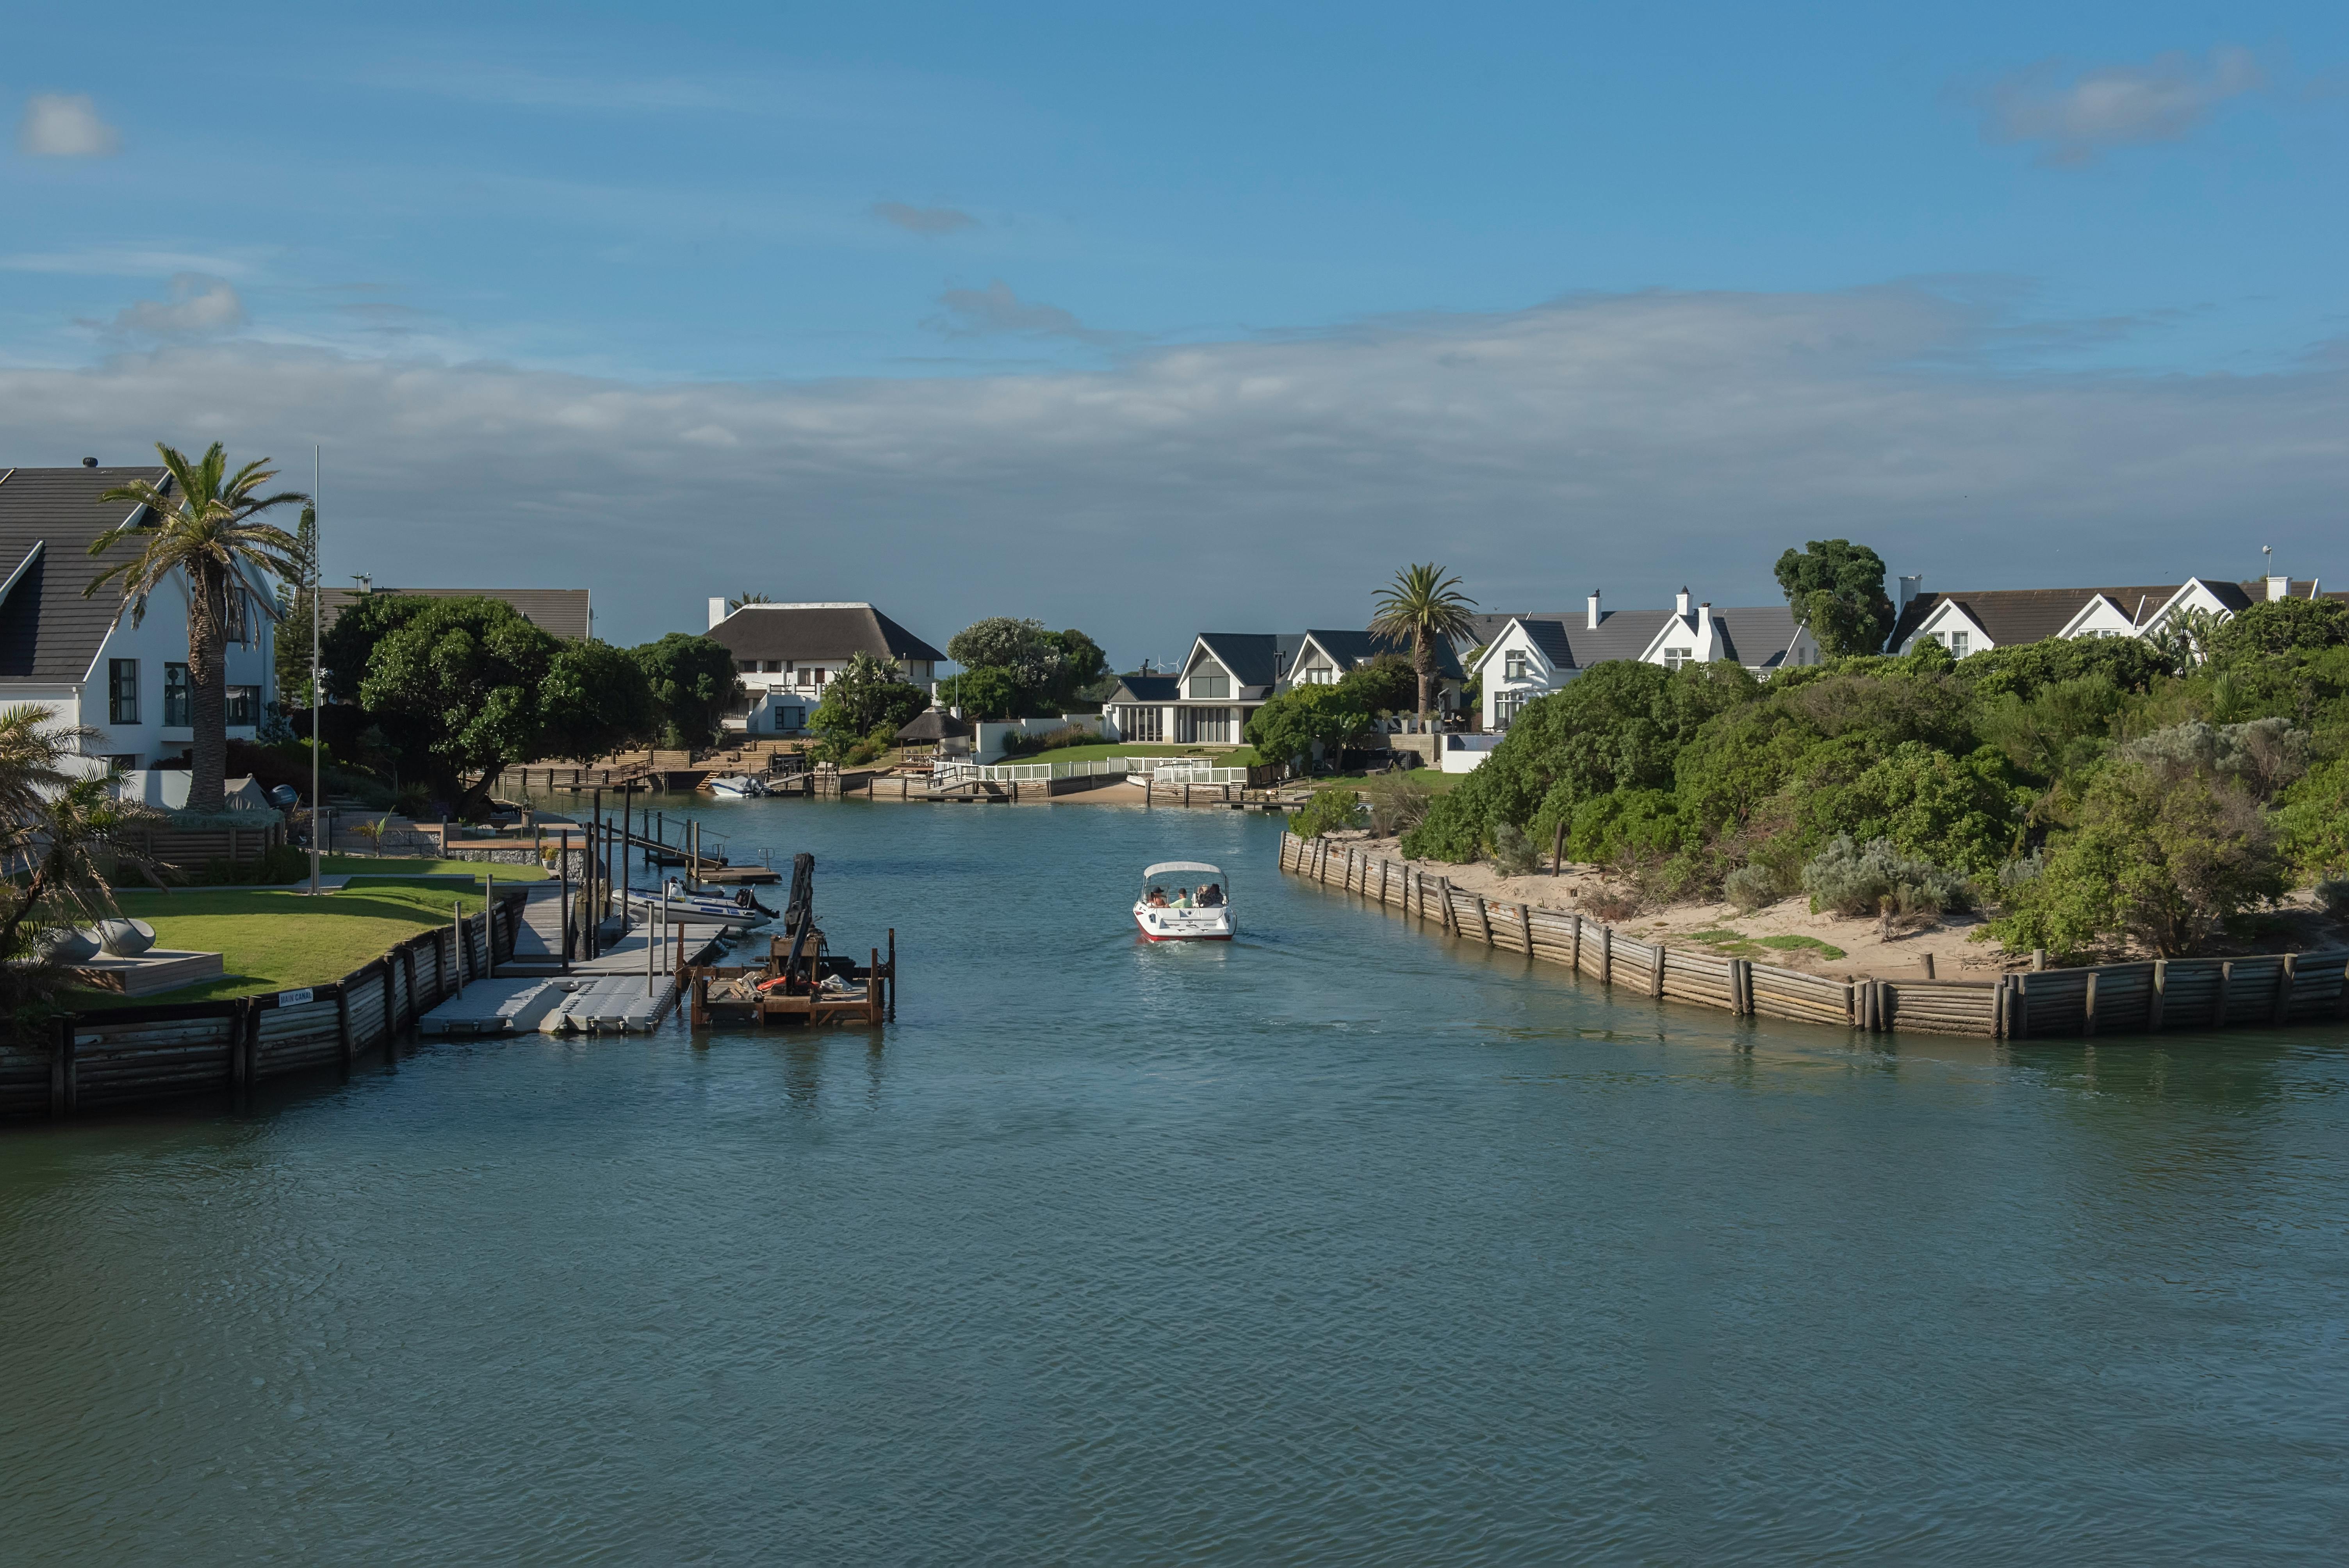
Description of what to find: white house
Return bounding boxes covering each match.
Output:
[0,462,281,770]
[1886,574,2338,660]
[1467,590,1821,731]
[700,600,946,735]
[1099,627,1463,745]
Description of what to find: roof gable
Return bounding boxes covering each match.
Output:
[1189,633,1280,690]
[0,465,174,683]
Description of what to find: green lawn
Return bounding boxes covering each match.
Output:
[89,882,509,1001]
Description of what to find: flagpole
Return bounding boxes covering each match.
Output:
[309,445,322,896]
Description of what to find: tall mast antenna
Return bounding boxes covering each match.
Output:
[310,446,322,896]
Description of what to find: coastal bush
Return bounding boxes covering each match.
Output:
[1723,864,1780,912]
[632,632,744,751]
[1287,785,1363,839]
[1362,772,1430,838]
[2206,596,2349,661]
[1988,761,2284,959]
[1800,835,1973,918]
[2315,878,2349,921]
[996,722,1103,757]
[2275,759,2349,879]
[1244,684,1372,775]
[192,844,310,886]
[1490,822,1540,877]
[1955,635,2176,703]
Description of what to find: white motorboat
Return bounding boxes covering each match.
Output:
[705,775,771,798]
[622,879,777,930]
[1133,861,1234,941]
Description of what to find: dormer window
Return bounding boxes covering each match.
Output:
[1503,650,1529,681]
[1191,671,1230,700]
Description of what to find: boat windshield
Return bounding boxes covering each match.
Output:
[1139,865,1227,907]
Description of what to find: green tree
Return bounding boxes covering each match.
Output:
[1954,634,2175,702]
[812,651,930,748]
[1773,539,1895,658]
[2208,597,2349,661]
[935,665,1023,721]
[1244,684,1372,774]
[1338,652,1418,716]
[360,599,563,817]
[0,706,160,1016]
[947,618,1057,684]
[633,633,745,750]
[1369,563,1477,724]
[89,442,308,813]
[1041,629,1109,709]
[540,640,658,763]
[1287,784,1364,839]
[1990,759,2283,959]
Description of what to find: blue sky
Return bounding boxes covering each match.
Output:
[5,2,2348,657]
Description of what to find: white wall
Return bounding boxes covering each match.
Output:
[66,569,278,768]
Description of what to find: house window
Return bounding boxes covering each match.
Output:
[1117,705,1164,743]
[1948,632,1969,658]
[164,663,191,727]
[1190,671,1230,700]
[106,753,139,773]
[1176,706,1232,744]
[109,659,139,724]
[1504,650,1529,681]
[1663,648,1692,670]
[738,658,758,673]
[225,686,260,726]
[1298,665,1333,685]
[1495,691,1527,728]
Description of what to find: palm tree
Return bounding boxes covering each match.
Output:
[88,444,308,813]
[727,592,775,613]
[1369,563,1478,727]
[0,706,158,1009]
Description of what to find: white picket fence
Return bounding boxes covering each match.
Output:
[933,757,1249,787]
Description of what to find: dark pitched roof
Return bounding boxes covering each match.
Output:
[1517,619,1576,668]
[1103,673,1180,703]
[1887,585,2185,651]
[896,708,970,741]
[318,587,592,641]
[1646,604,1807,670]
[701,602,943,665]
[0,465,172,682]
[1298,627,1465,682]
[1192,633,1281,692]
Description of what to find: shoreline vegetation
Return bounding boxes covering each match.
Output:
[1326,588,2349,969]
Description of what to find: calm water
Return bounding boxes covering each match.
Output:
[5,799,2348,1563]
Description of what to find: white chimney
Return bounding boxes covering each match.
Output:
[707,596,728,630]
[2267,574,2290,602]
[1697,602,1713,644]
[1586,590,1602,631]
[1675,586,1691,617]
[1896,574,1922,611]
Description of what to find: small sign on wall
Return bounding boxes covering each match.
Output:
[276,987,314,1007]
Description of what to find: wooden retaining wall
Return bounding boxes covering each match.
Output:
[0,891,528,1123]
[1279,832,2349,1042]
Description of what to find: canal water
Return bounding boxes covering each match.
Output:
[5,799,2348,1563]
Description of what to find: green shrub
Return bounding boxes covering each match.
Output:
[1800,834,1974,917]
[191,843,311,886]
[1490,822,1540,876]
[2315,878,2349,921]
[1362,772,1431,838]
[1989,761,2284,959]
[1723,864,1780,912]
[1287,785,1364,839]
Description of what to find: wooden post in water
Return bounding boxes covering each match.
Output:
[485,873,495,978]
[2148,960,2165,1031]
[1599,925,1613,986]
[2083,972,2098,1038]
[335,984,354,1076]
[2274,955,2297,1026]
[2216,961,2233,1028]
[453,901,465,993]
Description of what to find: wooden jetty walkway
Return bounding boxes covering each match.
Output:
[1280,831,2349,1041]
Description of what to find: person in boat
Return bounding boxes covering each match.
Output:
[1147,886,1168,907]
[1171,887,1192,909]
[1197,882,1222,907]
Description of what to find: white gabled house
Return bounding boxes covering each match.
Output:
[699,599,946,736]
[0,462,281,769]
[1100,627,1465,745]
[1886,573,2339,660]
[1467,589,1821,732]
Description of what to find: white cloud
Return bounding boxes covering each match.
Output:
[0,246,258,278]
[96,274,246,337]
[16,93,122,157]
[1979,48,2262,165]
[928,280,1122,345]
[873,202,980,235]
[5,287,2346,657]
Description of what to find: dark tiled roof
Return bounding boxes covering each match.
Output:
[1104,673,1180,703]
[1299,627,1465,682]
[1679,605,1806,670]
[700,603,942,664]
[1472,609,1674,670]
[0,465,171,682]
[1193,633,1281,691]
[318,586,593,642]
[1889,585,2183,651]
[1517,619,1576,668]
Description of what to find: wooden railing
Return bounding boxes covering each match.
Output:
[1278,832,2349,1040]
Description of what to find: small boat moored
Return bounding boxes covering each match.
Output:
[1133,861,1234,941]
[704,775,772,798]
